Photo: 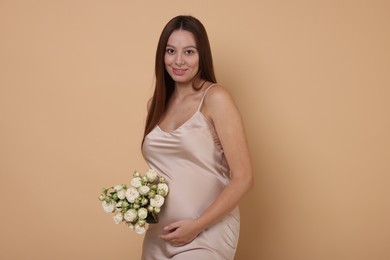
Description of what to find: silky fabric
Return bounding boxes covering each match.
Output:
[141,84,240,260]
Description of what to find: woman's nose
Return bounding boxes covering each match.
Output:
[175,54,184,65]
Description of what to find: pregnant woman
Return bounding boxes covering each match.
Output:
[141,15,253,260]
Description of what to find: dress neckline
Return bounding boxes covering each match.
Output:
[156,111,202,134]
[156,84,217,134]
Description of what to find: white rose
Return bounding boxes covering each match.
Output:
[146,169,158,182]
[116,201,123,209]
[124,209,138,222]
[134,224,146,235]
[125,187,140,203]
[150,195,165,208]
[157,183,169,196]
[117,189,126,200]
[114,185,124,191]
[113,212,123,224]
[131,177,142,188]
[138,208,148,220]
[102,201,115,213]
[138,185,150,195]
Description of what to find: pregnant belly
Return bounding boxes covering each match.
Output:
[156,174,226,226]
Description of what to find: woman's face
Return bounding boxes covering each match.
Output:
[164,30,199,85]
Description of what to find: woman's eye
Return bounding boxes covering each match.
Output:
[166,49,175,54]
[185,50,195,55]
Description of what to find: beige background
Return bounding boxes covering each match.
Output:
[1,0,389,259]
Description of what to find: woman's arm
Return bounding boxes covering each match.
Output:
[160,85,253,246]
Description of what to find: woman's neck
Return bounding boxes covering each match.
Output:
[173,79,207,98]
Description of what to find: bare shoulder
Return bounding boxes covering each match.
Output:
[202,84,240,123]
[205,84,232,99]
[203,84,237,112]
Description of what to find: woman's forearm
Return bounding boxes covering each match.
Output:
[195,174,253,231]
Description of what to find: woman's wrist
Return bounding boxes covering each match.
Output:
[193,215,210,233]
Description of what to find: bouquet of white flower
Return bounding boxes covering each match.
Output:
[98,169,169,235]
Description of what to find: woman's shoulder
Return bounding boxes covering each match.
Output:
[203,83,235,106]
[202,83,237,116]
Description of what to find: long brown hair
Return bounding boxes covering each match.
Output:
[143,15,217,140]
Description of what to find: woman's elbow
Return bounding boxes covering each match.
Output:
[245,172,254,192]
[233,171,253,193]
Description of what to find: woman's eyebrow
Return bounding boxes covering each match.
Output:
[166,44,197,49]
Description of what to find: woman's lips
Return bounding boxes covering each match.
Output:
[172,68,187,76]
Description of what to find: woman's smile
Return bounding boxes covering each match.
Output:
[164,30,199,85]
[172,68,187,76]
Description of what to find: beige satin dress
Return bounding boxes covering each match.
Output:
[142,84,240,260]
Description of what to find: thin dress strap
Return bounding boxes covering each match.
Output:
[197,83,218,111]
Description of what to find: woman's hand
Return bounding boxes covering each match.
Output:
[159,219,202,247]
